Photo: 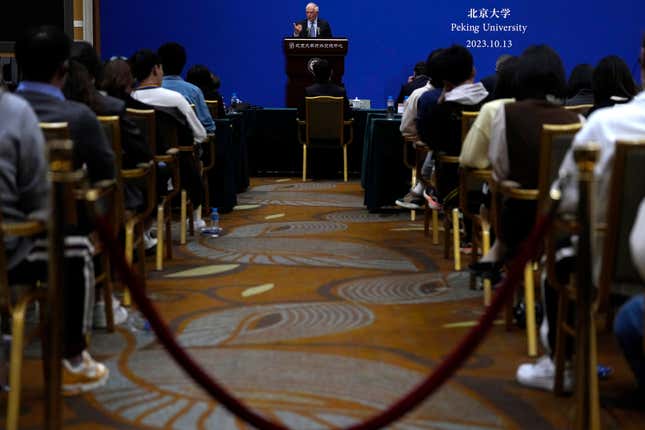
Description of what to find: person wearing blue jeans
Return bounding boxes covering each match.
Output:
[614,294,645,390]
[614,197,645,390]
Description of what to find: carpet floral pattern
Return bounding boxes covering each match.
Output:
[3,179,642,430]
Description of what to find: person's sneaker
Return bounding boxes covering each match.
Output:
[143,230,157,250]
[423,189,442,210]
[395,192,424,210]
[62,351,109,396]
[193,218,207,230]
[93,298,128,329]
[460,242,473,255]
[516,355,573,392]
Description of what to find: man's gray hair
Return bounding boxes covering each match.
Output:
[306,2,319,12]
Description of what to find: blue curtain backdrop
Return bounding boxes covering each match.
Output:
[101,0,643,108]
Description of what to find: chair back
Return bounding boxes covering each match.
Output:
[156,114,180,151]
[461,111,479,144]
[565,104,593,116]
[598,140,645,305]
[39,122,70,141]
[205,100,219,118]
[305,96,344,144]
[537,123,582,212]
[97,116,125,228]
[125,108,157,155]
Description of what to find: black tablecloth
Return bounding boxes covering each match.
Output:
[361,117,410,211]
[242,108,387,178]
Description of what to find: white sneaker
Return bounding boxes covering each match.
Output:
[93,298,129,328]
[143,230,157,250]
[193,218,207,230]
[62,350,109,395]
[516,355,573,392]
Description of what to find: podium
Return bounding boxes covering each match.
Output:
[283,37,348,108]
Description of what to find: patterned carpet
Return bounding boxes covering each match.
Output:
[3,178,644,429]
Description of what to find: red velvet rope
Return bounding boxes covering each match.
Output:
[95,209,554,430]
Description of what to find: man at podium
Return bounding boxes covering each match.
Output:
[293,2,332,38]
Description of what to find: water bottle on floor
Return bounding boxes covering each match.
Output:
[201,207,222,237]
[386,95,395,119]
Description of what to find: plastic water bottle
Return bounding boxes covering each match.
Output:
[398,95,408,114]
[229,93,240,113]
[200,207,221,237]
[386,95,395,119]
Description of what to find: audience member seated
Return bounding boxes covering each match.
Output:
[129,49,207,228]
[14,26,115,185]
[64,51,151,215]
[480,54,513,98]
[395,48,443,210]
[515,35,645,392]
[459,56,519,169]
[186,64,226,118]
[3,34,109,392]
[587,55,639,116]
[158,42,215,134]
[298,58,352,120]
[70,42,152,173]
[417,45,488,207]
[129,49,207,145]
[614,198,645,393]
[64,50,157,271]
[483,45,579,267]
[565,63,594,106]
[396,61,428,105]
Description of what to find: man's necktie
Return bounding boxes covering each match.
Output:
[311,23,316,38]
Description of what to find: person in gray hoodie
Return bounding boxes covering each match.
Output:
[417,45,488,204]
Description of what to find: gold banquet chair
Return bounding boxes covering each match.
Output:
[40,122,118,316]
[205,99,219,119]
[98,116,155,305]
[492,122,582,356]
[565,104,593,116]
[551,140,645,395]
[125,108,181,271]
[298,96,354,182]
[1,140,86,430]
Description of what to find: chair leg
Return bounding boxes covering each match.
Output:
[302,144,307,181]
[505,288,515,330]
[424,205,430,237]
[432,209,439,245]
[180,190,187,245]
[524,262,538,357]
[7,300,30,430]
[102,255,115,332]
[443,213,450,260]
[452,208,461,271]
[156,204,164,271]
[166,215,173,260]
[136,223,146,291]
[554,290,570,395]
[202,178,210,218]
[188,201,195,237]
[343,145,348,182]
[123,222,134,307]
[410,168,417,221]
[482,225,492,306]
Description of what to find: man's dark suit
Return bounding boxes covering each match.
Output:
[300,82,352,120]
[396,75,428,105]
[295,19,332,38]
[17,90,115,183]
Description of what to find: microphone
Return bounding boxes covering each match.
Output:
[316,26,320,38]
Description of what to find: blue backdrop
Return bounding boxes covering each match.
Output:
[101,1,643,108]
